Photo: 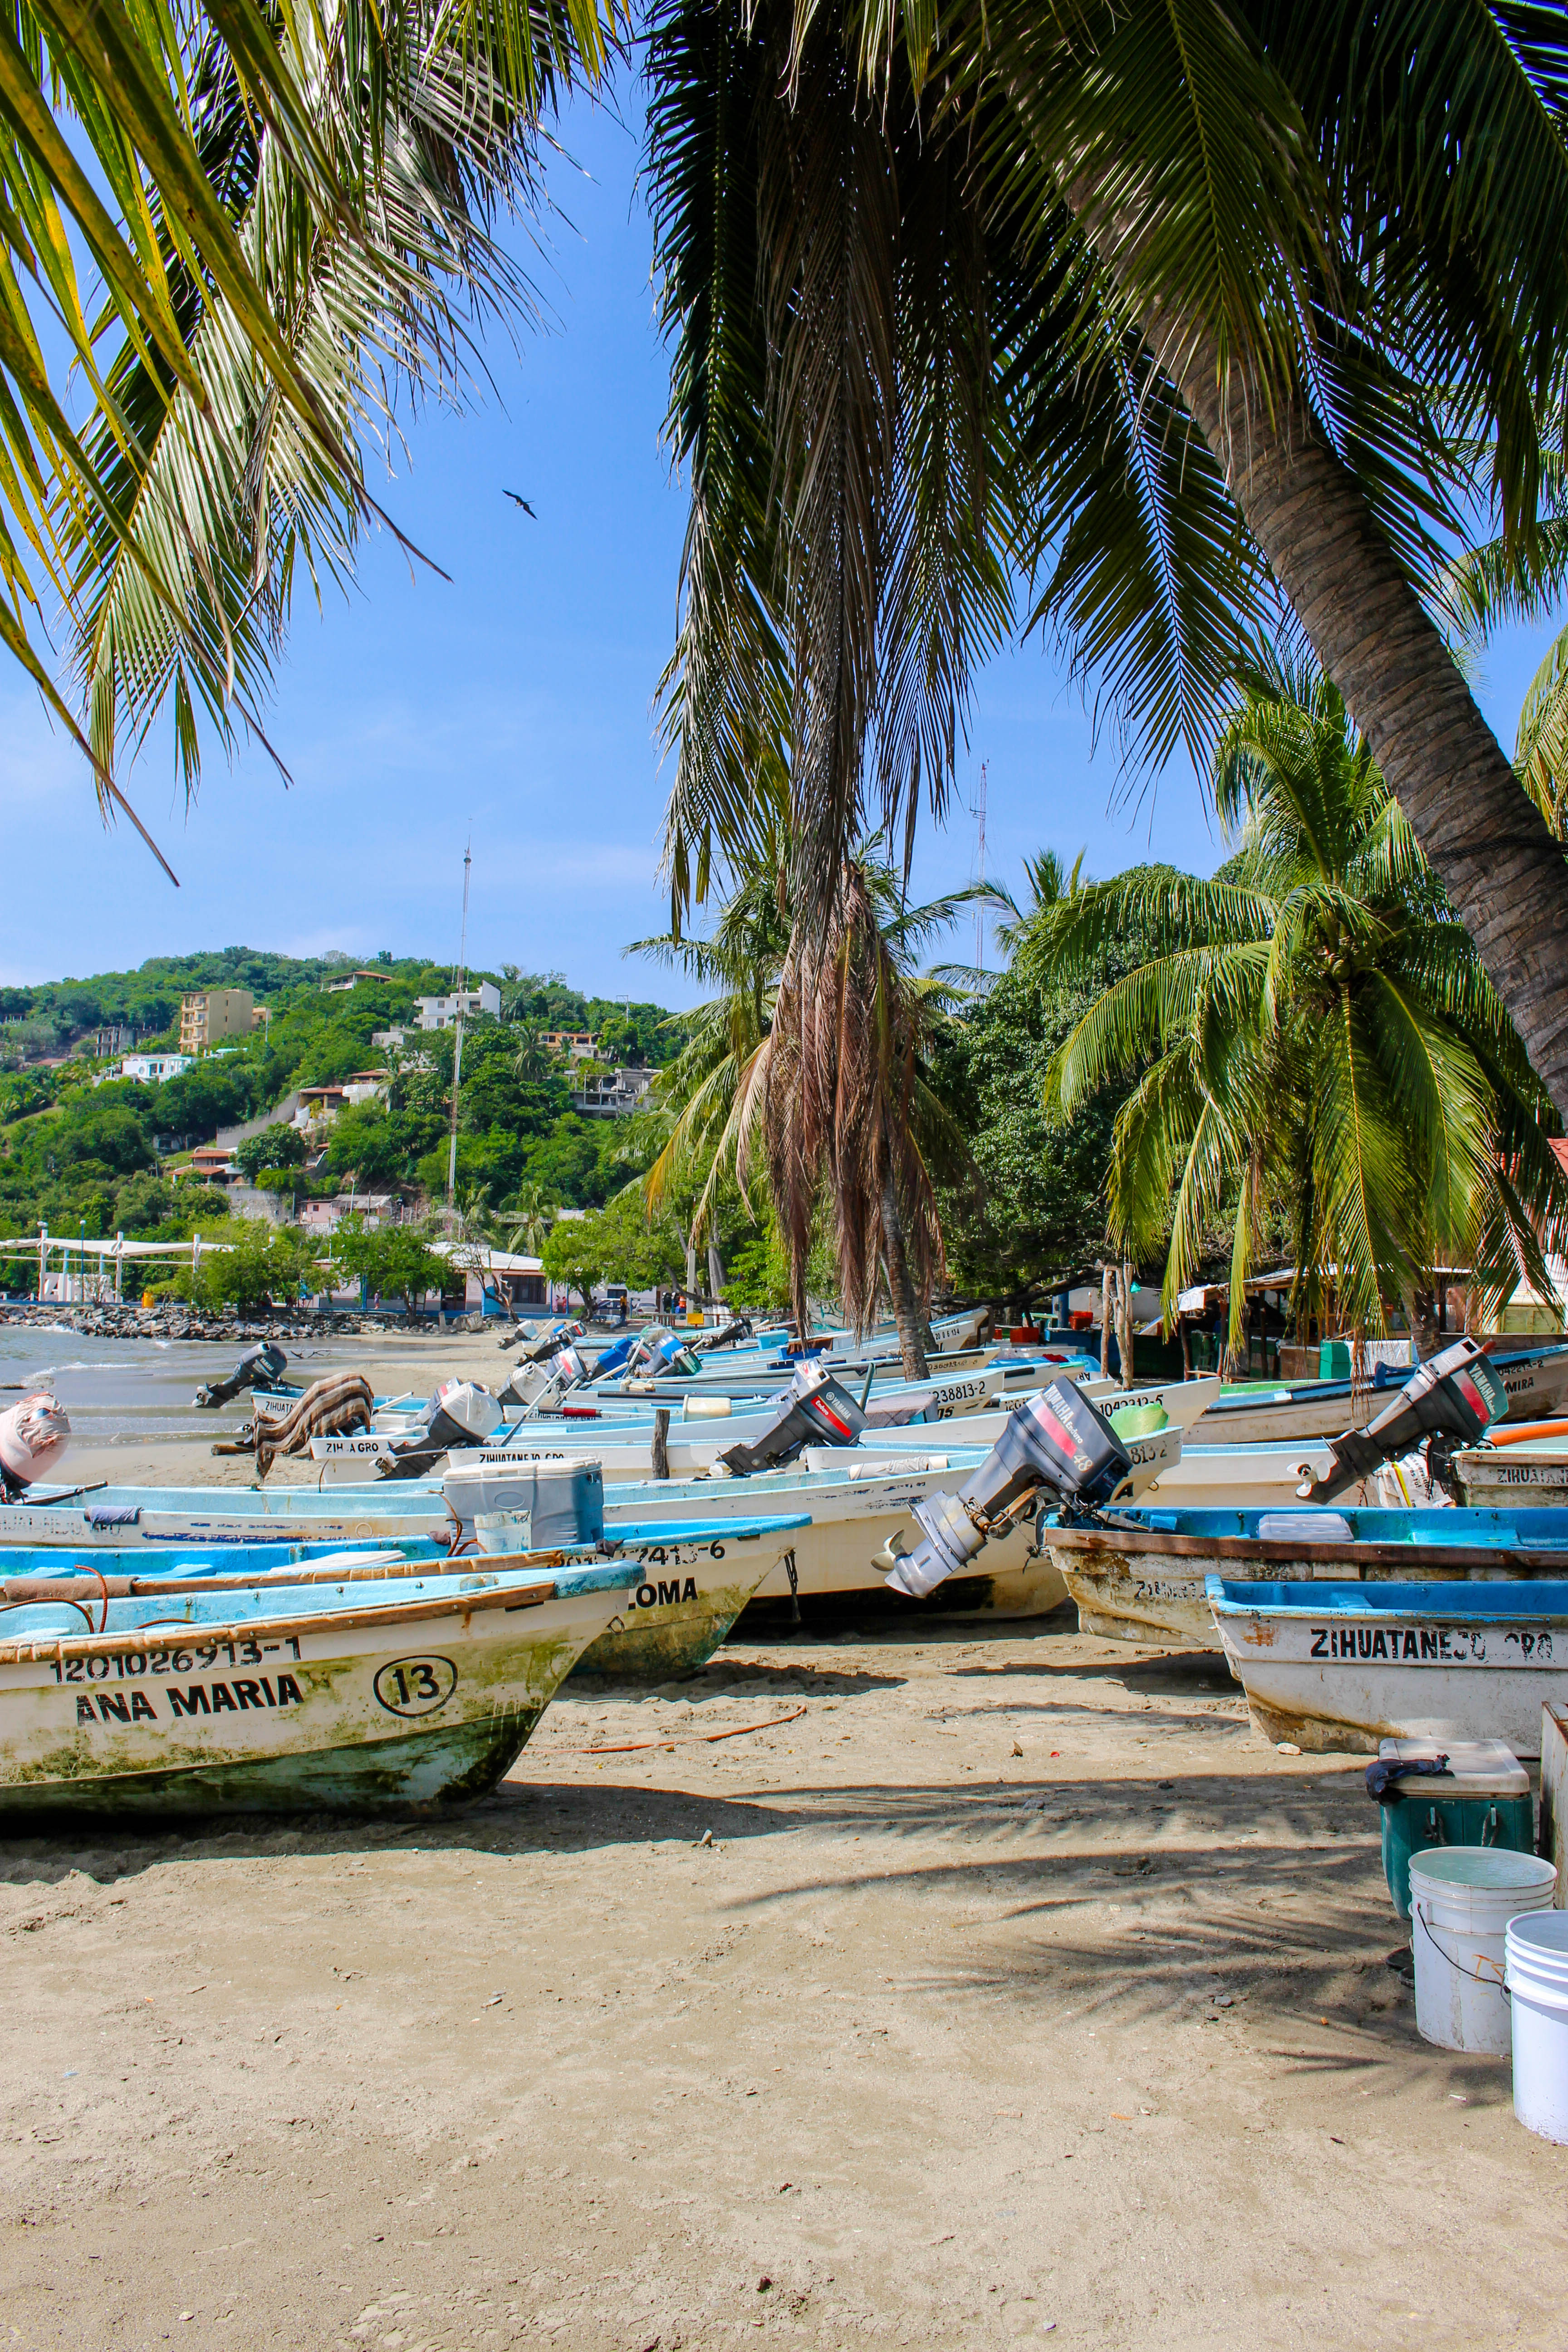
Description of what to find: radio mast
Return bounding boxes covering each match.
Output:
[969,761,988,975]
[446,835,472,1208]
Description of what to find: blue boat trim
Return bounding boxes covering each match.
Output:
[1205,1574,1568,1617]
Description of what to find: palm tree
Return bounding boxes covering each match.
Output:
[1448,480,1568,836]
[632,833,976,1372]
[510,1023,554,1084]
[0,0,602,851]
[647,0,1568,1127]
[1025,649,1568,1353]
[24,0,1568,1134]
[504,1182,559,1255]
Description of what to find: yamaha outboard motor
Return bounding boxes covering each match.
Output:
[884,1380,1132,1599]
[376,1379,507,1480]
[195,1341,289,1409]
[1297,1336,1508,1503]
[0,1391,70,1498]
[719,1360,871,1475]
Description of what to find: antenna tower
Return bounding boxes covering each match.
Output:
[446,834,472,1208]
[969,761,988,975]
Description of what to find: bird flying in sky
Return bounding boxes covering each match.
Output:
[503,491,536,517]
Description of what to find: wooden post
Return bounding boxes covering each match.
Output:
[651,1407,671,1480]
[1100,1265,1114,1379]
[1178,1313,1193,1380]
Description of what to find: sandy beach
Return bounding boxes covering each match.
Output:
[4,1607,1564,2352]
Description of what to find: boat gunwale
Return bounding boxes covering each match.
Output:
[1047,1523,1568,1573]
[1203,1571,1568,1622]
[0,1573,580,1668]
[0,1548,608,1604]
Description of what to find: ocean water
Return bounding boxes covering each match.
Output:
[0,1327,379,1447]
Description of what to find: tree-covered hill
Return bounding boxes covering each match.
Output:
[0,950,686,1257]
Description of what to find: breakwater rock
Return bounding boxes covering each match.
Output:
[0,1301,485,1343]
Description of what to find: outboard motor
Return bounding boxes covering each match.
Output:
[1297,1336,1508,1503]
[195,1341,289,1409]
[502,1318,582,1362]
[0,1391,70,1498]
[692,1315,754,1352]
[718,1360,870,1475]
[376,1379,507,1480]
[499,1341,595,1420]
[591,1332,642,1380]
[883,1380,1132,1599]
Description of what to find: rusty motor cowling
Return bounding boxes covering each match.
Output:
[1296,1335,1508,1504]
[883,1380,1132,1600]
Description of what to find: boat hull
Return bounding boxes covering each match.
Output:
[1456,1448,1568,1509]
[1207,1577,1568,1754]
[1047,1514,1568,1648]
[0,1576,630,1820]
[561,1532,786,1680]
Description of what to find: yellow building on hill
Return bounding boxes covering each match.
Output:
[179,987,255,1054]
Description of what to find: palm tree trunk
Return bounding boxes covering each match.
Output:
[1135,298,1568,1120]
[879,1172,930,1379]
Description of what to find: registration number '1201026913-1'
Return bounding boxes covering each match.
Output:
[50,1636,303,1683]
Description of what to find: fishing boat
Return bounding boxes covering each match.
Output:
[1205,1574,1568,1754]
[1455,1425,1568,1508]
[489,1451,1073,1620]
[1141,1439,1345,1509]
[1045,1504,1568,1647]
[0,1557,641,1819]
[1180,1340,1568,1447]
[358,1358,1013,1443]
[304,1369,1215,1482]
[0,1508,809,1685]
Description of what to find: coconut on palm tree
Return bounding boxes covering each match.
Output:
[1024,648,1568,1352]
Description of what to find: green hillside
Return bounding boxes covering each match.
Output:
[0,951,684,1268]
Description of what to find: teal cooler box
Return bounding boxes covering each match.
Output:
[1372,1738,1534,1919]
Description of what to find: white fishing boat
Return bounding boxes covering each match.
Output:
[1182,1342,1568,1446]
[0,1514,807,1688]
[487,1452,1069,1618]
[305,1369,1216,1483]
[0,1558,639,1819]
[1455,1430,1568,1508]
[1045,1504,1568,1647]
[1140,1439,1341,1509]
[1205,1574,1568,1754]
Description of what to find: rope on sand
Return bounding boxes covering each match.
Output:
[576,1705,808,1754]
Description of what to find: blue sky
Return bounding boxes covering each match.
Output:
[0,92,1560,1004]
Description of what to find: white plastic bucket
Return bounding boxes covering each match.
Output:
[1506,1910,1568,2141]
[1409,1848,1558,2053]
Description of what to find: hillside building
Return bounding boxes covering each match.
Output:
[179,988,255,1054]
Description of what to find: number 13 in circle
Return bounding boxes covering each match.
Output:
[373,1656,458,1716]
